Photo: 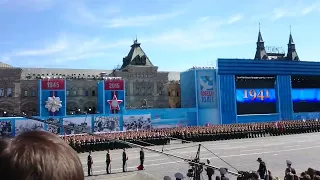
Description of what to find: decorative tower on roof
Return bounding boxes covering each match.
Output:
[286,27,299,61]
[254,24,268,60]
[120,38,154,70]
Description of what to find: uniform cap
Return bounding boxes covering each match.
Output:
[220,168,227,175]
[163,176,172,180]
[257,157,262,162]
[174,172,184,179]
[286,160,292,165]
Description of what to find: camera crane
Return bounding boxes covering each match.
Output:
[1,108,241,179]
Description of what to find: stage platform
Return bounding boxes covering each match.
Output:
[82,132,320,180]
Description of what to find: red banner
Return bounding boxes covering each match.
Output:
[105,80,124,91]
[41,79,65,90]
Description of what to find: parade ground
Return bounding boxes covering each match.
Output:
[81,132,320,180]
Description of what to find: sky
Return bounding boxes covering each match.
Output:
[0,0,320,71]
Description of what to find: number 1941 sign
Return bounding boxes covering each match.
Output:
[104,80,124,91]
[41,79,65,90]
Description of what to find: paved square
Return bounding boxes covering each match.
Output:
[81,132,320,180]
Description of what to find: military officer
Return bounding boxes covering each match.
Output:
[140,148,145,169]
[87,151,93,176]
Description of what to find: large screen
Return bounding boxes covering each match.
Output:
[291,76,320,112]
[235,76,276,115]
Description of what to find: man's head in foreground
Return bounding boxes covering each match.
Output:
[0,130,84,180]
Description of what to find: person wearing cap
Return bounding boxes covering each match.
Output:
[285,160,296,178]
[205,159,214,180]
[140,148,145,170]
[106,149,111,174]
[174,172,184,180]
[219,168,229,180]
[122,148,127,172]
[257,158,267,179]
[87,151,93,176]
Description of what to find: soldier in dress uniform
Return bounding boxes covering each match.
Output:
[106,150,111,174]
[122,148,127,172]
[140,148,145,169]
[87,151,93,176]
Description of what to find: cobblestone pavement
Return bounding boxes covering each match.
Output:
[82,132,320,180]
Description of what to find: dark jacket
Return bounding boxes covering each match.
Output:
[122,152,127,161]
[206,167,214,176]
[106,153,111,163]
[258,161,267,175]
[140,150,144,160]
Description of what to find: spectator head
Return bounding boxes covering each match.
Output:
[314,175,320,180]
[174,172,183,180]
[303,175,311,180]
[0,130,84,180]
[216,176,221,180]
[163,176,172,180]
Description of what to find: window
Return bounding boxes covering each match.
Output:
[24,91,28,97]
[66,90,70,96]
[168,92,171,96]
[73,90,77,96]
[85,90,89,96]
[6,88,12,97]
[31,91,36,97]
[176,92,179,97]
[0,88,4,96]
[92,90,96,96]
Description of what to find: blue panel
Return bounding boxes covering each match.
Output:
[219,75,237,124]
[217,59,320,75]
[196,69,218,109]
[276,76,293,120]
[180,70,196,108]
[198,109,219,125]
[293,112,320,120]
[236,89,276,103]
[237,114,280,123]
[97,81,105,114]
[292,89,320,102]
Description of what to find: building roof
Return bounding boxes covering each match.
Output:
[121,39,153,69]
[0,62,14,68]
[20,68,113,80]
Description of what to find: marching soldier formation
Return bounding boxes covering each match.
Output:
[62,119,320,153]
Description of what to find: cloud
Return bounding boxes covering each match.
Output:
[7,33,132,64]
[0,56,10,63]
[141,14,251,50]
[0,0,57,11]
[271,2,320,20]
[66,2,184,28]
[13,35,69,56]
[227,14,244,24]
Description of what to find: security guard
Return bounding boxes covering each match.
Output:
[257,157,267,179]
[106,150,111,174]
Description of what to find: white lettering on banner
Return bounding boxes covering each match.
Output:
[47,82,59,88]
[109,83,120,89]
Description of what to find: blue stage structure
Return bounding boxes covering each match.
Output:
[217,58,320,124]
[4,59,320,137]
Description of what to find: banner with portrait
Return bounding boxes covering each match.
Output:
[123,114,151,131]
[94,115,120,133]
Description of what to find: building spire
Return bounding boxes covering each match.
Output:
[286,26,299,61]
[254,23,268,60]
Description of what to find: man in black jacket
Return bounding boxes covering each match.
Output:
[257,158,267,179]
[106,150,111,174]
[205,159,214,180]
[122,149,127,172]
[285,160,296,178]
[87,151,93,176]
[140,148,145,170]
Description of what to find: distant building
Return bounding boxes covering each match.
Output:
[0,39,180,117]
[254,29,299,61]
